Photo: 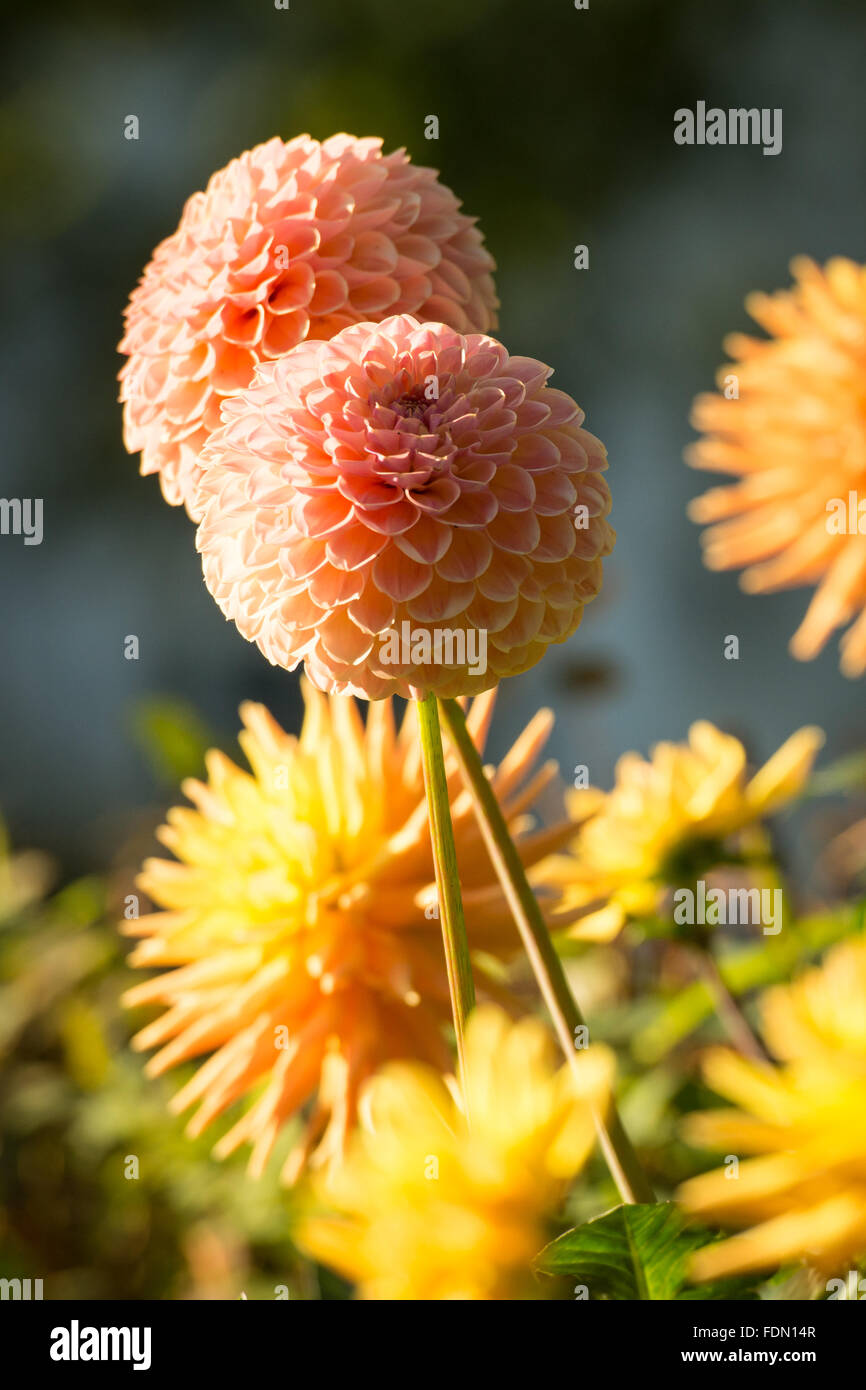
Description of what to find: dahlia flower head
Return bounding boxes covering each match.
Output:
[196,314,614,699]
[679,937,866,1280]
[542,721,824,942]
[298,1005,614,1300]
[122,685,573,1182]
[119,134,498,517]
[688,256,866,677]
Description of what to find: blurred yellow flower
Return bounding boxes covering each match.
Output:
[688,256,866,677]
[678,937,866,1280]
[541,722,823,941]
[298,1004,613,1299]
[123,684,568,1181]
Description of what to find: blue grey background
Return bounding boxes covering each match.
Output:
[1,0,863,871]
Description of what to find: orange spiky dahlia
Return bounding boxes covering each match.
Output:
[688,256,866,677]
[119,134,498,517]
[195,314,614,699]
[122,685,571,1181]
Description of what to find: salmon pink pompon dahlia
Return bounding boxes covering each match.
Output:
[119,134,498,517]
[195,315,614,699]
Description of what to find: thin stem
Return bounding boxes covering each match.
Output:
[439,696,654,1206]
[415,692,476,1094]
[690,943,769,1064]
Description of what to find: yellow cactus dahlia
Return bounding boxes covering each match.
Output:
[298,1004,614,1299]
[122,684,569,1180]
[688,257,866,677]
[541,721,823,941]
[678,937,866,1280]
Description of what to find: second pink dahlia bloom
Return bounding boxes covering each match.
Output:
[119,134,498,517]
[195,315,614,699]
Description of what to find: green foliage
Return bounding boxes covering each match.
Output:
[0,834,317,1301]
[631,903,865,1064]
[129,697,216,784]
[536,1203,758,1301]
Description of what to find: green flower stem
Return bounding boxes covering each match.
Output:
[439,696,654,1207]
[688,942,770,1064]
[415,692,476,1094]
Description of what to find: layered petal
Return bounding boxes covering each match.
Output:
[119,135,498,516]
[195,316,614,699]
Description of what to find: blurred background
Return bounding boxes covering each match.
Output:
[1,0,865,1299]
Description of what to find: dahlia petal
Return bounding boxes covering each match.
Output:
[512,433,561,472]
[349,277,402,315]
[394,234,441,272]
[435,527,493,582]
[308,562,365,607]
[222,305,265,347]
[279,535,329,580]
[440,486,499,527]
[348,582,396,634]
[490,463,537,512]
[534,513,578,563]
[372,546,433,601]
[325,521,389,570]
[354,497,420,536]
[506,356,551,391]
[308,270,350,316]
[349,230,399,276]
[406,575,475,623]
[408,475,462,514]
[395,515,452,565]
[318,609,375,664]
[268,262,316,311]
[261,311,309,358]
[487,508,541,554]
[294,491,353,537]
[337,474,401,510]
[213,346,256,393]
[464,591,520,633]
[476,549,531,601]
[533,470,578,515]
[537,388,580,427]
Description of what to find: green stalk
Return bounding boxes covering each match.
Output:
[688,941,769,1064]
[439,696,654,1206]
[415,692,476,1093]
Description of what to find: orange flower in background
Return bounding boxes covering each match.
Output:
[122,684,571,1182]
[688,256,866,677]
[119,134,498,516]
[195,314,614,699]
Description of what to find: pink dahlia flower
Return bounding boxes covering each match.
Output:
[195,315,614,699]
[119,134,498,517]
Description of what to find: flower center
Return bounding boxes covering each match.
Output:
[392,386,431,414]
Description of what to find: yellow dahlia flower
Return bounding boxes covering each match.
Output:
[688,256,866,677]
[678,937,866,1280]
[543,721,823,941]
[122,684,569,1180]
[298,1004,613,1299]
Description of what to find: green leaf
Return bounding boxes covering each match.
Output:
[129,697,215,784]
[536,1202,758,1301]
[632,904,865,1064]
[805,751,866,798]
